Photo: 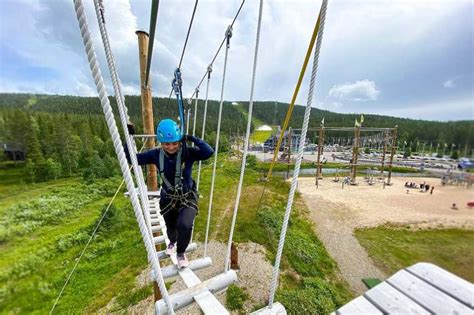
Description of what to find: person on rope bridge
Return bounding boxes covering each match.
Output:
[126,118,214,268]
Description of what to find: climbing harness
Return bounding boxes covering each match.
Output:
[157,147,199,214]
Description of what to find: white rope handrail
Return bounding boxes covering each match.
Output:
[72,1,174,313]
[224,0,263,272]
[196,65,212,193]
[93,0,154,243]
[267,0,328,307]
[192,89,199,143]
[186,109,191,135]
[204,27,232,258]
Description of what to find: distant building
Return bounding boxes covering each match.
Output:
[256,125,272,131]
[2,143,25,161]
[263,131,308,152]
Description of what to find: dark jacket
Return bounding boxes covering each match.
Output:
[125,135,214,195]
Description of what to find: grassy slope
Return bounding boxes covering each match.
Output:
[355,226,474,282]
[0,167,147,314]
[1,159,352,314]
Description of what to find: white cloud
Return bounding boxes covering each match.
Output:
[75,82,96,96]
[328,80,380,101]
[121,84,140,95]
[443,79,456,88]
[0,0,472,122]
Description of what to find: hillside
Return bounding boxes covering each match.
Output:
[1,93,472,150]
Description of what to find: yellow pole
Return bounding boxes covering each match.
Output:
[266,6,323,179]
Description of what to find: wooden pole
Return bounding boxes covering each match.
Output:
[387,126,398,185]
[380,130,388,177]
[136,30,160,302]
[136,31,158,192]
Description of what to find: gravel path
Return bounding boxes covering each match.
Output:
[297,176,474,294]
[122,240,273,314]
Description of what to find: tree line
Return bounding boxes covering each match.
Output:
[1,93,472,182]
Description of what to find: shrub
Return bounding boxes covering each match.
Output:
[226,284,249,310]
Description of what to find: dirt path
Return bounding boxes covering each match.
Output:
[297,176,474,294]
[117,241,273,315]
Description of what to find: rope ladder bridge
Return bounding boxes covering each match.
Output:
[71,0,328,313]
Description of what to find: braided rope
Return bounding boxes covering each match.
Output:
[72,1,174,313]
[196,66,211,193]
[268,0,328,307]
[192,89,198,144]
[204,28,231,258]
[93,0,154,243]
[224,0,263,272]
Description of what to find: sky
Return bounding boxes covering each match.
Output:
[0,0,472,122]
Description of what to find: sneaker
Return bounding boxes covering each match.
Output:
[177,254,189,269]
[166,242,176,256]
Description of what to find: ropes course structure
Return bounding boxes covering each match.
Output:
[71,0,330,313]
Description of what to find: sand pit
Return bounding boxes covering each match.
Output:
[297,176,473,294]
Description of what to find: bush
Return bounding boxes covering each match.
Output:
[246,154,257,169]
[226,284,249,310]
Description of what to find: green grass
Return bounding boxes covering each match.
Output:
[355,226,474,282]
[226,284,249,311]
[0,174,149,314]
[1,156,352,314]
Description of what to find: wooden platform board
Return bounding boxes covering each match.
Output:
[335,262,474,314]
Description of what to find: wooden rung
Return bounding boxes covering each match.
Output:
[156,243,197,260]
[161,257,212,279]
[151,218,160,225]
[155,270,237,314]
[154,235,165,244]
[250,302,286,314]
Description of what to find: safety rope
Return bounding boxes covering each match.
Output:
[203,26,232,257]
[145,0,159,87]
[50,173,126,314]
[179,0,198,69]
[253,0,326,223]
[72,1,174,313]
[186,109,191,135]
[49,140,145,314]
[93,0,154,243]
[265,2,325,181]
[189,0,245,101]
[196,66,212,192]
[224,0,263,272]
[167,0,199,100]
[192,89,199,146]
[267,0,328,307]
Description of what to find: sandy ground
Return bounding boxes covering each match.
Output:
[297,176,474,294]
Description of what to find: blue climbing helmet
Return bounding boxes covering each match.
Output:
[156,119,182,143]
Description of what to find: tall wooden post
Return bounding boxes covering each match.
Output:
[136,30,160,302]
[136,31,158,192]
[380,130,388,177]
[387,126,398,185]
